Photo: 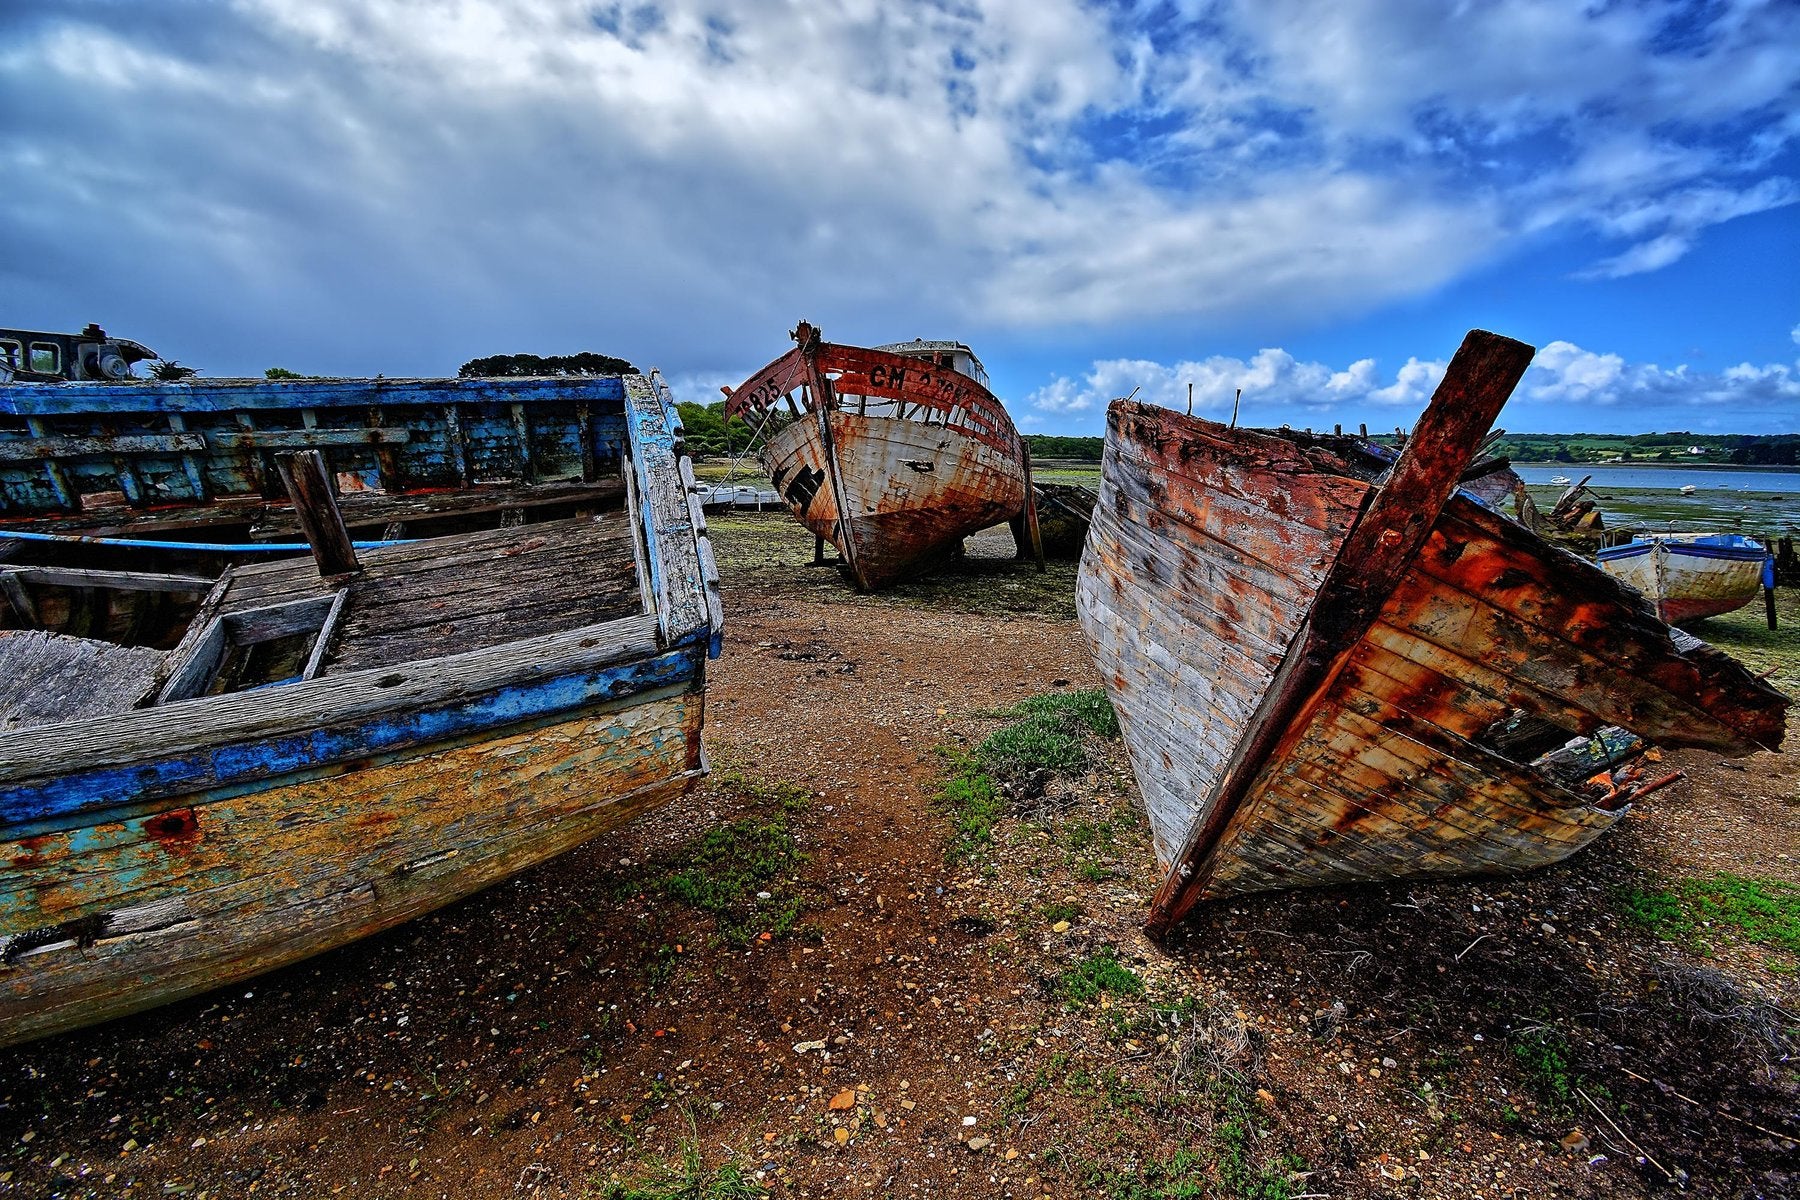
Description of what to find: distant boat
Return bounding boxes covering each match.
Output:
[1076,330,1786,932]
[1549,474,1572,485]
[1598,532,1772,625]
[1680,484,1698,495]
[725,323,1040,589]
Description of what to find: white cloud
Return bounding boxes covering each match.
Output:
[0,1,1794,375]
[1028,338,1800,433]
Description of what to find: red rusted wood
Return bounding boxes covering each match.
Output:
[1076,330,1789,940]
[727,322,1033,589]
[1146,331,1534,935]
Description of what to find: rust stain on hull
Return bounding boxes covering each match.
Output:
[727,323,1038,589]
[1075,331,1789,932]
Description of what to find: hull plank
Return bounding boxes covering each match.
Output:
[727,324,1036,590]
[1076,331,1789,932]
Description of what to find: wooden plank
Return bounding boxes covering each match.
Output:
[0,376,631,417]
[275,450,361,577]
[0,613,670,826]
[1146,330,1535,936]
[22,418,75,509]
[205,428,411,450]
[0,566,216,594]
[0,631,163,730]
[0,432,207,461]
[625,374,713,650]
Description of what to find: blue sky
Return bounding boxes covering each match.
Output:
[3,1,1797,433]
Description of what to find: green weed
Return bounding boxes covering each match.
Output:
[1056,950,1146,1007]
[1622,872,1800,953]
[938,751,1005,864]
[651,776,809,947]
[592,1127,764,1199]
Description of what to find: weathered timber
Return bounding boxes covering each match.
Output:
[0,631,163,729]
[725,323,1037,590]
[1073,329,1788,937]
[276,450,361,577]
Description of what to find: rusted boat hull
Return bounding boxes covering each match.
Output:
[1077,332,1788,929]
[727,323,1038,590]
[763,412,1028,589]
[1598,536,1769,625]
[0,373,723,1047]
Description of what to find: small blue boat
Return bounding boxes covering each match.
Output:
[0,372,721,1047]
[1598,532,1771,625]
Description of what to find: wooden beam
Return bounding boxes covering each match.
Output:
[1145,329,1536,937]
[0,566,215,594]
[206,428,411,450]
[275,450,361,577]
[0,432,207,462]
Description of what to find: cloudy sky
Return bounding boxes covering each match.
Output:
[4,1,1797,433]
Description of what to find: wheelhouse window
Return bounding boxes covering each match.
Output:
[28,343,60,375]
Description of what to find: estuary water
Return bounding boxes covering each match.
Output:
[1512,464,1800,492]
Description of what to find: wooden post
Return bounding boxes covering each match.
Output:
[1765,555,1779,631]
[275,451,360,577]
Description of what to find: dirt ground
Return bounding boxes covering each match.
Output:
[3,513,1798,1199]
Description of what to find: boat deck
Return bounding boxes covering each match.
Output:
[213,513,644,674]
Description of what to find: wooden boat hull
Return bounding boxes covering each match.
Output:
[762,412,1028,589]
[0,373,723,1046]
[1077,334,1787,925]
[0,632,704,1047]
[727,324,1038,589]
[1598,537,1768,625]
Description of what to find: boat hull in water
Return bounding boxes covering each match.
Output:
[1076,331,1788,932]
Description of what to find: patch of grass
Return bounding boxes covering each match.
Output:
[972,688,1119,784]
[938,750,1005,864]
[592,1129,764,1199]
[652,773,810,947]
[1510,1027,1574,1105]
[1621,872,1800,953]
[1041,900,1084,924]
[1056,950,1145,1007]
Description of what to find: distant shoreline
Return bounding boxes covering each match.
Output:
[1511,460,1796,471]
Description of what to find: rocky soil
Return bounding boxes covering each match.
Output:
[2,513,1796,1199]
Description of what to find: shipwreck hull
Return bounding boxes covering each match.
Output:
[764,411,1028,589]
[1077,332,1788,930]
[728,323,1037,590]
[0,372,724,1046]
[0,631,704,1047]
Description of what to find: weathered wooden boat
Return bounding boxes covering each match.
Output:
[723,323,1040,589]
[0,372,721,1047]
[1075,331,1788,934]
[1598,532,1773,625]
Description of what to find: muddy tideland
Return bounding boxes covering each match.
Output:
[4,513,1798,1199]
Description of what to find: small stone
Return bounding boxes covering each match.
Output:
[1381,1057,1397,1069]
[962,1116,978,1126]
[966,1137,991,1151]
[1255,1088,1275,1105]
[1051,920,1070,933]
[901,1099,917,1111]
[828,1089,856,1111]
[834,1128,850,1146]
[1005,1148,1020,1161]
[1560,1129,1590,1154]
